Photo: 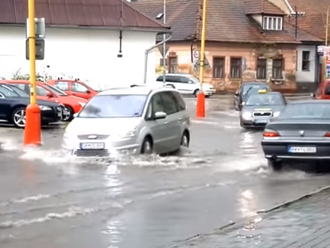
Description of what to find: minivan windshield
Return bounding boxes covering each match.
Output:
[243,84,270,95]
[78,95,147,118]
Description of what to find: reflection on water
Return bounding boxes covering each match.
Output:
[103,165,126,247]
[238,189,258,218]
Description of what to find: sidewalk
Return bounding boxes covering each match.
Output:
[173,188,330,248]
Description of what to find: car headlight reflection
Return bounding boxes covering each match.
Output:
[242,112,252,119]
[39,105,52,111]
[273,111,281,117]
[115,127,137,138]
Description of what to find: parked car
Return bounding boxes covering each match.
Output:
[156,73,216,97]
[234,82,271,111]
[261,100,330,171]
[47,79,98,100]
[0,80,87,121]
[0,84,62,128]
[62,86,190,156]
[240,90,286,128]
[311,79,330,99]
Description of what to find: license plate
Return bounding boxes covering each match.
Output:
[255,119,268,123]
[80,142,105,150]
[288,146,316,153]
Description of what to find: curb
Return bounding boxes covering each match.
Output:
[256,184,330,214]
[168,185,330,248]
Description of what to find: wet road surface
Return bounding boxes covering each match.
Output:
[1,96,330,248]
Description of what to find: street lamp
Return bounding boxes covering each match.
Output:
[196,0,207,118]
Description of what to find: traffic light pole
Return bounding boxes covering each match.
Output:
[24,0,41,146]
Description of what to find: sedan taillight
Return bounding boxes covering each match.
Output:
[324,132,330,137]
[263,130,280,137]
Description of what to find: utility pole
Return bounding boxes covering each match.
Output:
[162,0,166,86]
[196,0,207,118]
[24,0,42,146]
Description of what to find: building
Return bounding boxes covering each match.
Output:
[133,0,323,93]
[0,0,170,89]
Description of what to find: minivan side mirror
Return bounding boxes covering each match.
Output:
[154,111,167,119]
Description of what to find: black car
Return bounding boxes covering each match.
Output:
[261,100,330,171]
[0,84,63,128]
[234,82,270,111]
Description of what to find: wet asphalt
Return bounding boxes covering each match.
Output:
[1,96,330,248]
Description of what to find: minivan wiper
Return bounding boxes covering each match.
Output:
[245,87,252,95]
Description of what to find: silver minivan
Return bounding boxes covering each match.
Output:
[62,86,191,156]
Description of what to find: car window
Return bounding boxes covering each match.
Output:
[280,103,330,119]
[13,83,27,92]
[160,91,179,115]
[78,94,147,118]
[172,91,186,111]
[166,76,180,83]
[325,85,330,95]
[152,93,165,113]
[55,81,69,91]
[156,76,163,82]
[44,84,67,96]
[180,77,190,83]
[0,85,20,97]
[246,94,284,106]
[73,82,88,93]
[243,84,270,95]
[36,85,49,96]
[2,85,29,97]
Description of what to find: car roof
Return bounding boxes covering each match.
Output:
[288,100,330,104]
[98,86,179,96]
[159,73,194,77]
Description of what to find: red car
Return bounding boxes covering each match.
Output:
[313,80,330,99]
[0,80,87,121]
[47,79,98,100]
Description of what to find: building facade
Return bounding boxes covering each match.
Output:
[0,0,169,89]
[134,0,323,93]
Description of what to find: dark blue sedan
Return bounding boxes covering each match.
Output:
[0,84,63,128]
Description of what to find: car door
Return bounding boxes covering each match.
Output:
[234,85,242,110]
[145,93,170,153]
[159,91,181,151]
[0,93,10,120]
[165,76,180,91]
[178,76,195,94]
[72,82,91,100]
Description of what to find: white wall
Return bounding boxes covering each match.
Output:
[296,45,317,83]
[0,26,157,89]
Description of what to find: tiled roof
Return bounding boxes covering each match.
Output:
[133,0,321,43]
[245,0,286,15]
[285,0,330,40]
[0,0,169,30]
[132,0,198,40]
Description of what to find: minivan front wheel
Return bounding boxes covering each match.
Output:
[194,89,200,97]
[181,131,190,147]
[141,137,153,154]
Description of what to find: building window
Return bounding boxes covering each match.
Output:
[160,58,167,66]
[272,59,283,79]
[256,58,267,79]
[263,16,283,30]
[213,57,225,78]
[302,51,310,71]
[230,57,242,78]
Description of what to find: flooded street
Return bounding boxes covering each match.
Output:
[0,96,330,248]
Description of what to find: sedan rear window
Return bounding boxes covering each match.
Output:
[0,85,20,97]
[280,103,330,119]
[78,95,147,118]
